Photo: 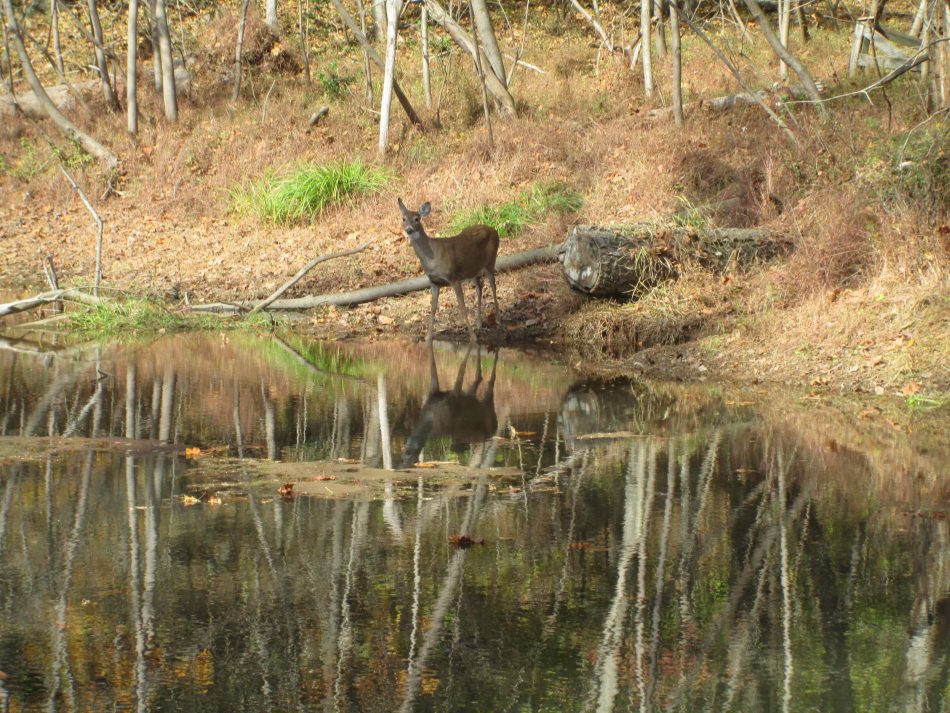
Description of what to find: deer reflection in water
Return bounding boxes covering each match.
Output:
[399,343,498,468]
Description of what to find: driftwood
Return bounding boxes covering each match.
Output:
[0,289,103,319]
[191,244,560,314]
[559,224,790,298]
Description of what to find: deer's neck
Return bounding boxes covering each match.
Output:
[408,228,437,266]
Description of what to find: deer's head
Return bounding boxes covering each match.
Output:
[397,198,431,240]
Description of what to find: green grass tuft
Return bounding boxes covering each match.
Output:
[65,299,271,336]
[446,181,583,238]
[232,160,389,225]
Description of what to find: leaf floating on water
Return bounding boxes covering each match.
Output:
[185,447,202,459]
[449,535,485,549]
[182,495,201,506]
[278,482,295,499]
[207,496,223,506]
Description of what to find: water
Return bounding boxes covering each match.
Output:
[0,332,948,712]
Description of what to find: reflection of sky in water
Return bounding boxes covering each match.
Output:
[0,334,947,712]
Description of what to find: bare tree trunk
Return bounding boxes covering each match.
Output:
[641,0,654,95]
[469,0,507,86]
[670,0,683,125]
[424,0,516,115]
[570,0,613,52]
[52,0,64,75]
[921,0,934,111]
[329,0,423,125]
[1,15,14,99]
[149,0,162,92]
[378,0,402,155]
[0,0,117,169]
[266,0,279,31]
[741,0,825,114]
[154,0,176,119]
[233,0,251,101]
[297,0,310,82]
[655,0,667,58]
[910,0,927,35]
[87,0,119,110]
[357,0,373,104]
[128,0,139,134]
[779,0,792,80]
[667,1,800,143]
[372,0,386,41]
[57,165,104,296]
[469,0,494,145]
[421,6,432,108]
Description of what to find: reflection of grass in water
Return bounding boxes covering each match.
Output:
[254,333,373,380]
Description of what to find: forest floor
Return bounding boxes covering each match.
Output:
[1,1,948,403]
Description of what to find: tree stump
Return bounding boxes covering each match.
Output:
[558,223,790,299]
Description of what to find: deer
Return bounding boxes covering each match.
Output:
[400,342,498,468]
[397,198,500,342]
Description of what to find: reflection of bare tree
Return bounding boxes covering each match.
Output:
[1,353,16,435]
[46,450,92,712]
[584,438,655,713]
[330,394,352,461]
[400,456,494,713]
[333,501,370,711]
[159,365,175,443]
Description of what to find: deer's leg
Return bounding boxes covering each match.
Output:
[487,271,500,325]
[474,276,484,330]
[451,281,476,342]
[427,284,440,342]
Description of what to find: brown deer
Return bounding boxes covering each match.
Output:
[397,198,500,342]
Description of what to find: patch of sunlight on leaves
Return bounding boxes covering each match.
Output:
[231,160,390,225]
[446,181,583,238]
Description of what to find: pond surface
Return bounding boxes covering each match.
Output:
[0,332,948,712]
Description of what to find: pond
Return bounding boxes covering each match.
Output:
[0,332,948,712]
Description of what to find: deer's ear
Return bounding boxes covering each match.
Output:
[419,202,431,217]
[397,197,408,213]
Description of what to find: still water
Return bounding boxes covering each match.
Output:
[0,332,948,712]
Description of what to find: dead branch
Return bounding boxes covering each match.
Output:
[191,244,560,314]
[0,289,103,319]
[57,164,104,296]
[249,241,372,314]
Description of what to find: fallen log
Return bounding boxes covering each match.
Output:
[647,82,824,120]
[0,289,104,319]
[190,244,560,314]
[559,224,791,299]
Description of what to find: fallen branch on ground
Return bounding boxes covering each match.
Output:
[0,289,104,319]
[249,241,372,314]
[191,244,560,314]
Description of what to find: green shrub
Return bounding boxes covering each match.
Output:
[446,182,583,238]
[233,160,389,224]
[317,64,355,99]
